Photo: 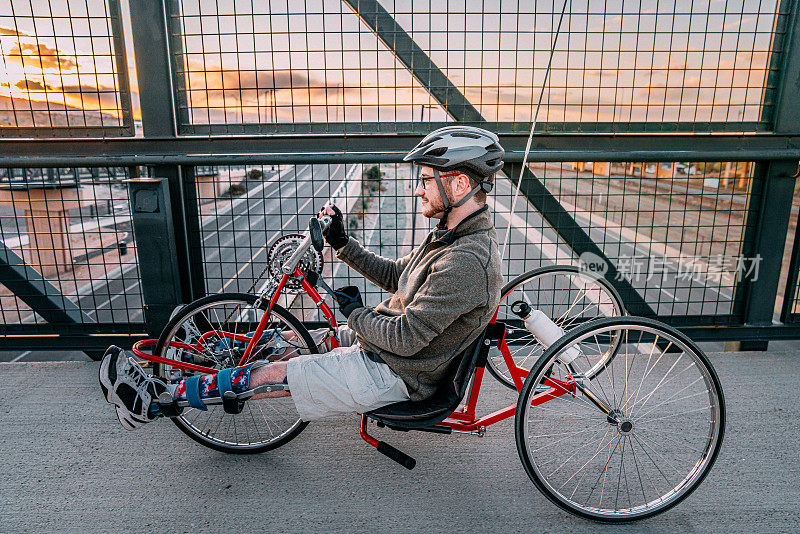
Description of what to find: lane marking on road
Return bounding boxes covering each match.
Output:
[86,280,142,316]
[10,351,31,362]
[487,195,577,266]
[260,163,361,317]
[563,200,732,299]
[202,165,310,244]
[221,165,352,292]
[63,169,306,313]
[71,167,309,320]
[207,165,300,221]
[492,176,727,304]
[76,262,139,297]
[321,164,364,288]
[200,169,315,265]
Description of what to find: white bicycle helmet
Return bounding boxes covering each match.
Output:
[404,126,504,220]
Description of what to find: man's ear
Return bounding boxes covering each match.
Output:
[455,173,471,195]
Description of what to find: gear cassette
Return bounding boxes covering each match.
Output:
[266,234,324,292]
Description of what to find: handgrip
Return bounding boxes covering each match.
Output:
[308,215,332,252]
[309,217,324,252]
[376,441,416,470]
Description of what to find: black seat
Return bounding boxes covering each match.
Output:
[367,323,503,429]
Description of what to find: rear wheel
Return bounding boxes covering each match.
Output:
[154,293,315,454]
[515,317,725,522]
[488,266,625,389]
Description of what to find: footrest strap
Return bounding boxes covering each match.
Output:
[184,375,207,411]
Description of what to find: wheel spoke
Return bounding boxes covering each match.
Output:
[490,268,625,389]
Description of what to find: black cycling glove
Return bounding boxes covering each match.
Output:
[322,204,349,250]
[334,286,364,318]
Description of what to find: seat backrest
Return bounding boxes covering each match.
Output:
[448,329,488,398]
[435,323,499,405]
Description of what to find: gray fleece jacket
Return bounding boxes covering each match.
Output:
[336,206,503,401]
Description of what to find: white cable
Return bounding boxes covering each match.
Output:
[500,0,570,260]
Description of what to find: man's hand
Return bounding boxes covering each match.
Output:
[334,286,364,318]
[321,204,349,250]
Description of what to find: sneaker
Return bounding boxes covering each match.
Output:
[99,346,167,430]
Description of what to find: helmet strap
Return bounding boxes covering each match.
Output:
[433,168,452,213]
[429,168,453,227]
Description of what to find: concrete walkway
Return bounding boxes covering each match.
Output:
[1,352,798,533]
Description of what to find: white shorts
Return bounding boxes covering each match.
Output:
[286,326,410,421]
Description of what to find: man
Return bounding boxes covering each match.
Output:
[100,126,504,428]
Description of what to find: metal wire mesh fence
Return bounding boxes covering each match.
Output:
[0,159,795,344]
[528,161,757,320]
[0,166,143,334]
[0,0,133,137]
[168,0,787,135]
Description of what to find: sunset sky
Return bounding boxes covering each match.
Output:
[0,0,783,129]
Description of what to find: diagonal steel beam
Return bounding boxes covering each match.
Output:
[0,241,94,325]
[342,0,483,122]
[503,163,656,317]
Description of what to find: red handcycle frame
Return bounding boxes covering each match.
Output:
[131,264,576,442]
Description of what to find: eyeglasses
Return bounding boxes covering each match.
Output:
[416,171,460,190]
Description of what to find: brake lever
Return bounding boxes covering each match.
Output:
[316,275,338,300]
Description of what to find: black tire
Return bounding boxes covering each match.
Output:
[488,266,625,389]
[154,293,315,454]
[515,317,725,522]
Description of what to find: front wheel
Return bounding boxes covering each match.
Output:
[515,317,725,522]
[154,293,316,454]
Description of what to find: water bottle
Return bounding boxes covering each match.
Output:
[510,300,582,364]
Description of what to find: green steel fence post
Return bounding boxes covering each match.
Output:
[151,164,202,305]
[781,164,800,323]
[107,0,134,136]
[736,0,800,349]
[736,162,798,350]
[126,177,183,336]
[127,0,176,138]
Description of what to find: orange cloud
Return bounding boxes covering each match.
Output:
[0,27,27,36]
[7,42,78,70]
[15,79,54,92]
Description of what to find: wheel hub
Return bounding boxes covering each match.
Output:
[618,418,634,435]
[605,409,634,434]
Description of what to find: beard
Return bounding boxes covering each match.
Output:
[420,187,454,219]
[421,196,445,219]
